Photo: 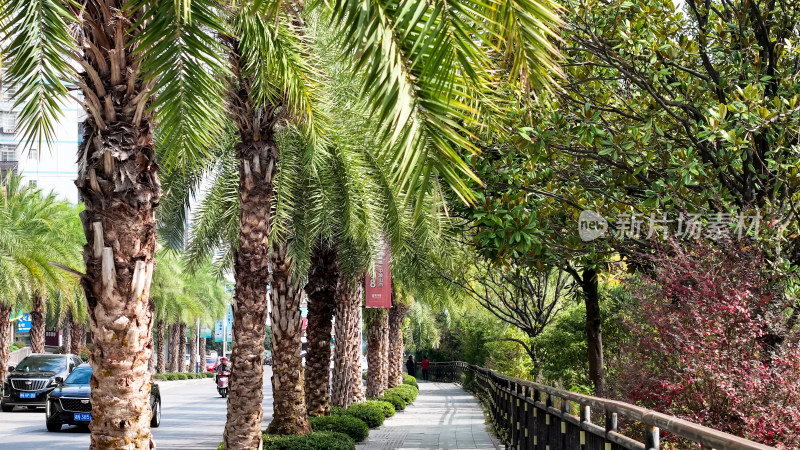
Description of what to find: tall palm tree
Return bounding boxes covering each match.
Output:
[1,0,229,446]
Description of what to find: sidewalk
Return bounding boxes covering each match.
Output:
[357,382,498,450]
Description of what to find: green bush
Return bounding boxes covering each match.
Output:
[385,384,418,404]
[330,406,347,416]
[309,415,369,442]
[345,402,385,428]
[377,393,406,411]
[260,431,355,450]
[403,374,418,388]
[178,373,189,380]
[365,399,395,418]
[205,372,216,378]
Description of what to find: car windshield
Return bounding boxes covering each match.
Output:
[14,356,66,374]
[65,367,92,385]
[206,359,216,364]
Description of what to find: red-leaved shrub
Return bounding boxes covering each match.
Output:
[613,240,800,448]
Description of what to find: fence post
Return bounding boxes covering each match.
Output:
[580,405,590,450]
[561,399,570,450]
[645,425,660,450]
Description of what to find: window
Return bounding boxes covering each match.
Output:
[27,148,38,160]
[1,84,18,102]
[1,111,17,133]
[0,144,16,162]
[28,180,37,188]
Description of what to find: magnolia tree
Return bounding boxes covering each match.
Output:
[614,240,800,448]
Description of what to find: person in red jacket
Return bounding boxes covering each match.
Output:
[421,356,430,381]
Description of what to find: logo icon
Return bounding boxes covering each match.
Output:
[81,400,89,404]
[578,210,607,241]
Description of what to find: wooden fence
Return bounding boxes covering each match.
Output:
[427,361,776,450]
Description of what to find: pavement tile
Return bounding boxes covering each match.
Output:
[356,382,499,450]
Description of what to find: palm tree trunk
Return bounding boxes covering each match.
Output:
[304,243,338,417]
[62,308,72,355]
[266,245,311,435]
[73,2,160,447]
[189,326,198,373]
[30,292,46,353]
[331,277,365,408]
[387,301,409,388]
[222,122,281,448]
[0,304,11,386]
[179,322,187,372]
[365,309,388,397]
[169,323,180,373]
[71,322,85,357]
[156,320,166,373]
[199,337,206,369]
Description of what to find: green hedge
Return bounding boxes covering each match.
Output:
[385,384,418,404]
[376,393,406,411]
[365,399,395,418]
[309,415,369,442]
[153,372,213,381]
[403,374,418,388]
[343,402,385,428]
[260,432,355,450]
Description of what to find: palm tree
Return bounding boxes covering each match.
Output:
[0,176,83,381]
[1,0,230,445]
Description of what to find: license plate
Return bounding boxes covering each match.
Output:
[74,413,92,421]
[20,392,36,399]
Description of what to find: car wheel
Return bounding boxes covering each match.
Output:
[46,422,62,432]
[1,402,13,412]
[150,399,161,428]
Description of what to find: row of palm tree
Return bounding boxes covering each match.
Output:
[1,1,561,449]
[0,175,84,385]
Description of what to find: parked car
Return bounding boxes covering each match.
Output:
[45,363,161,431]
[263,351,272,366]
[2,354,82,412]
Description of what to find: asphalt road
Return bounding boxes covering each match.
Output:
[0,366,274,450]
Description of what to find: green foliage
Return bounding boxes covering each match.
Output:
[364,399,395,418]
[385,385,418,404]
[342,402,385,428]
[309,415,369,442]
[260,432,354,450]
[376,393,406,411]
[402,374,418,388]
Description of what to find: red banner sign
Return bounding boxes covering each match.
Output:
[365,244,391,308]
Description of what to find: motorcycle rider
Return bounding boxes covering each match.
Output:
[215,357,231,384]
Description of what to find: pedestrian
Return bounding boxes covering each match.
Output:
[421,356,429,381]
[406,355,415,377]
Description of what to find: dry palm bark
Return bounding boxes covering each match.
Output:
[365,308,389,397]
[331,278,365,408]
[179,322,187,372]
[189,326,198,373]
[70,1,160,447]
[387,300,409,388]
[266,246,311,435]
[156,320,165,373]
[199,337,206,366]
[0,305,11,386]
[304,243,339,417]
[62,307,72,356]
[169,323,180,373]
[70,322,85,356]
[30,293,46,353]
[221,53,283,447]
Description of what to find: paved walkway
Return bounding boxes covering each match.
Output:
[357,382,498,450]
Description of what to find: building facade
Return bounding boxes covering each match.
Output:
[0,83,82,204]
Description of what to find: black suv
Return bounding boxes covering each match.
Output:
[45,363,161,431]
[2,353,82,412]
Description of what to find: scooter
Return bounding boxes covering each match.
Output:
[216,371,230,398]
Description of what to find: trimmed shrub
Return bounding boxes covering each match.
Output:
[330,406,348,416]
[309,415,369,442]
[403,374,418,388]
[261,431,355,450]
[365,399,395,418]
[385,384,418,404]
[378,393,406,411]
[177,373,188,380]
[205,372,216,378]
[345,402,385,428]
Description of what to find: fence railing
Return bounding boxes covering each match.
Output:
[427,361,775,450]
[9,346,32,367]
